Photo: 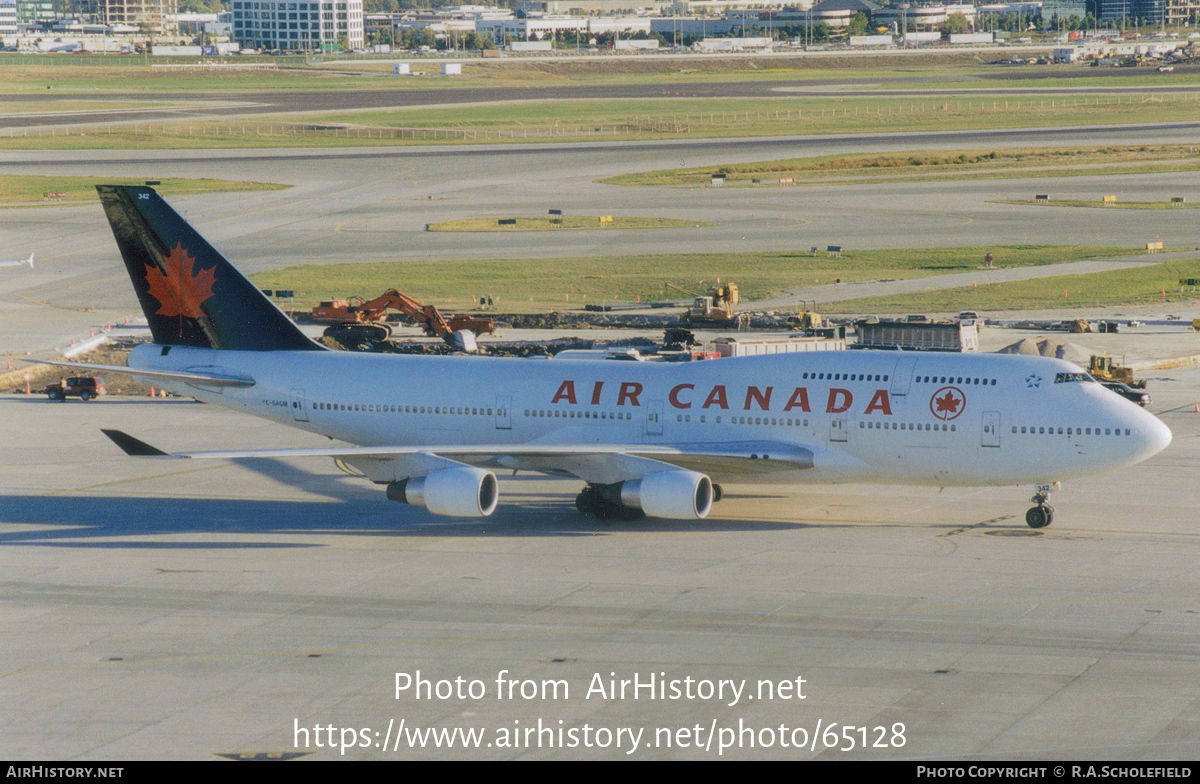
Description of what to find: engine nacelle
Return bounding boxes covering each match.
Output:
[613,470,713,519]
[387,467,499,517]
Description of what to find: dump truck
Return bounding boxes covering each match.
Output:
[1088,355,1146,389]
[312,289,494,350]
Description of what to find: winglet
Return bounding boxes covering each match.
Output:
[101,429,173,457]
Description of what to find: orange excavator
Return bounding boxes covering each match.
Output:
[312,289,494,351]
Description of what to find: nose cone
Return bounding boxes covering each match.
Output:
[1143,413,1172,458]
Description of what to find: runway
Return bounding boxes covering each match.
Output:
[3,118,1200,759]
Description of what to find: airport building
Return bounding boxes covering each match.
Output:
[1164,0,1200,23]
[873,3,977,30]
[474,14,650,39]
[64,0,179,33]
[1085,0,1164,23]
[232,0,365,51]
[16,0,55,25]
[0,0,17,34]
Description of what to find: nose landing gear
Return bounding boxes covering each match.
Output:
[1025,483,1058,528]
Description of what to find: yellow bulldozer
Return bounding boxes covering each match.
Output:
[1088,355,1146,389]
[667,281,740,324]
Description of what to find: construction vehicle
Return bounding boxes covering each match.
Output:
[786,300,824,333]
[1088,355,1147,389]
[666,281,740,324]
[312,289,494,351]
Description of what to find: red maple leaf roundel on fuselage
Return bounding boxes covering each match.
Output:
[143,242,216,328]
[930,386,965,421]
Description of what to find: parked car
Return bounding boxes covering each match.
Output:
[1101,381,1150,407]
[45,376,106,401]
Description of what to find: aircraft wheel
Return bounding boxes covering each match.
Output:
[1025,506,1050,529]
[712,483,723,503]
[575,490,596,516]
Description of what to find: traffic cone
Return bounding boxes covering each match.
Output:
[149,387,155,397]
[1194,401,1198,413]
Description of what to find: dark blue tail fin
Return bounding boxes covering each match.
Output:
[97,185,322,352]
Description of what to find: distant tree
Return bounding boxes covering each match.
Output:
[940,12,970,34]
[847,11,869,36]
[336,33,350,51]
[466,32,493,50]
[364,0,398,13]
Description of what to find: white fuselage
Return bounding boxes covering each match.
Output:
[131,344,1171,488]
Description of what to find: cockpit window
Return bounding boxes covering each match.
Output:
[1054,372,1095,384]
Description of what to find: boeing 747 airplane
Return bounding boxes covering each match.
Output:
[38,186,1172,527]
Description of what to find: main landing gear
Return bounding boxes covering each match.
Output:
[1025,484,1057,529]
[575,484,644,522]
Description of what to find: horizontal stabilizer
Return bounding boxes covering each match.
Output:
[25,359,255,388]
[101,429,170,457]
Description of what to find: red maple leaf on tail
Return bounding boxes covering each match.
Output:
[143,243,216,336]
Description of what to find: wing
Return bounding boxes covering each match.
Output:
[27,359,254,388]
[100,430,838,485]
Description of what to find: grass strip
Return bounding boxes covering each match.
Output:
[824,258,1200,313]
[0,175,290,205]
[602,144,1200,186]
[425,216,715,231]
[993,198,1200,210]
[250,245,1139,313]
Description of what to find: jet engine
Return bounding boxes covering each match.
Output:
[607,469,713,520]
[387,467,499,517]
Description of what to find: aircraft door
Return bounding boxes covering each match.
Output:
[646,400,664,437]
[890,356,918,397]
[495,395,512,430]
[289,388,309,422]
[830,416,848,442]
[982,411,1001,448]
